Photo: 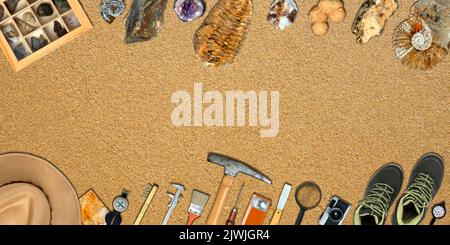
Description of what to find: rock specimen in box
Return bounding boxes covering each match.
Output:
[54,20,67,37]
[267,0,298,30]
[16,18,37,34]
[193,0,253,67]
[23,12,38,26]
[65,15,80,28]
[351,0,398,43]
[174,0,205,22]
[100,0,126,23]
[53,0,71,12]
[2,25,20,44]
[0,5,4,19]
[6,0,19,14]
[125,0,168,44]
[37,3,54,16]
[392,0,449,70]
[13,43,27,60]
[30,34,48,51]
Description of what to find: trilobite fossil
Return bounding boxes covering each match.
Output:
[193,0,253,67]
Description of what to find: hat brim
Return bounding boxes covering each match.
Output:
[0,153,81,225]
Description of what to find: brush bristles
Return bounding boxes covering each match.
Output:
[191,190,209,207]
[142,184,154,198]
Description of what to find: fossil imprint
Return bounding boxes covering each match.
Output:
[193,0,253,67]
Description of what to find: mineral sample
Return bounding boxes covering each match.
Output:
[23,12,38,26]
[125,0,168,44]
[16,18,36,34]
[174,0,205,22]
[193,0,253,67]
[267,0,298,30]
[0,5,4,19]
[2,25,20,44]
[54,21,67,37]
[13,43,27,60]
[37,3,54,16]
[351,0,398,43]
[30,34,48,51]
[53,0,71,12]
[6,0,19,14]
[100,0,126,23]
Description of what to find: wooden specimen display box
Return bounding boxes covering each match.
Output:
[0,0,92,71]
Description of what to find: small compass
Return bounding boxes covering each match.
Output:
[430,201,445,225]
[105,189,129,225]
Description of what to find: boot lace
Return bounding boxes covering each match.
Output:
[404,173,434,208]
[360,183,393,218]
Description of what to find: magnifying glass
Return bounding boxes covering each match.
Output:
[430,201,446,225]
[295,181,322,225]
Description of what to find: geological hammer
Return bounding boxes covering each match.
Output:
[206,152,272,225]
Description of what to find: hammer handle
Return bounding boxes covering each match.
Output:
[206,175,234,225]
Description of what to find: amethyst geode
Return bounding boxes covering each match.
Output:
[174,0,205,22]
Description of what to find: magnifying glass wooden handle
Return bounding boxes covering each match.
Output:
[295,208,306,225]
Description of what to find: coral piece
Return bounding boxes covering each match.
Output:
[100,0,126,23]
[125,0,168,44]
[392,15,447,70]
[352,0,398,43]
[174,0,205,22]
[193,0,253,67]
[309,0,345,36]
[267,0,298,30]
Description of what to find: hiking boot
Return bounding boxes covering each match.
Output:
[394,153,444,225]
[354,163,404,225]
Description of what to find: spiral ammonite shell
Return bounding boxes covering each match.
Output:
[392,15,448,70]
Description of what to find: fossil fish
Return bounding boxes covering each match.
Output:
[193,0,253,67]
[392,15,447,70]
[125,0,168,44]
[352,0,398,43]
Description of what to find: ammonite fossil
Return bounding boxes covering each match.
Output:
[193,0,253,67]
[352,0,398,43]
[392,15,447,70]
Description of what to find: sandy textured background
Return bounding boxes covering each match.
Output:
[0,0,448,225]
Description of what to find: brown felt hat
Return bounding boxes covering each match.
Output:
[0,153,81,225]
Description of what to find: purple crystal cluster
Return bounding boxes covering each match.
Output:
[174,0,205,22]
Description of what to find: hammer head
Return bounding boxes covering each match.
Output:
[207,152,272,184]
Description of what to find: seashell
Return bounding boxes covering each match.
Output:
[267,0,298,30]
[193,0,253,67]
[411,0,450,50]
[392,16,448,70]
[352,0,398,43]
[125,0,168,44]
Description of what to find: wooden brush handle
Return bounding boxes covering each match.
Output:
[206,175,234,225]
[269,209,282,225]
[186,212,200,225]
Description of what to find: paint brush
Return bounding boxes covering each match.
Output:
[133,183,158,225]
[186,189,210,225]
